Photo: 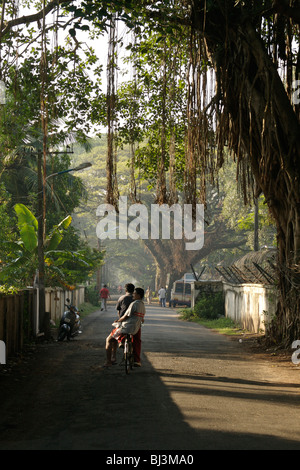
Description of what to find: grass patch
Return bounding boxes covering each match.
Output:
[179,307,242,336]
[79,302,101,317]
[178,291,244,336]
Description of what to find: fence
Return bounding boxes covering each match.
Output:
[0,286,86,361]
[45,286,85,324]
[0,289,35,359]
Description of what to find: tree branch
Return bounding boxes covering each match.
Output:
[272,0,300,24]
[1,0,74,37]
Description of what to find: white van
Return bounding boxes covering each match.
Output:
[183,273,198,282]
[170,280,192,307]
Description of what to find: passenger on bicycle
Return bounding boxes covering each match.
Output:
[110,282,134,364]
[116,283,135,318]
[104,287,145,368]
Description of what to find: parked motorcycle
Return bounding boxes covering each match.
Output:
[57,298,82,341]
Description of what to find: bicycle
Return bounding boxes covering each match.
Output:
[123,334,134,374]
[112,322,135,374]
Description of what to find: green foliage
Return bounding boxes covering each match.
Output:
[180,309,240,335]
[14,203,38,252]
[85,285,101,306]
[0,0,280,294]
[46,245,103,287]
[194,291,224,320]
[115,28,189,190]
[45,215,72,251]
[219,159,276,251]
[180,291,225,321]
[179,304,239,335]
[78,301,101,316]
[0,203,103,288]
[0,36,101,283]
[70,137,157,287]
[0,203,70,285]
[1,33,104,145]
[0,183,13,251]
[0,42,100,290]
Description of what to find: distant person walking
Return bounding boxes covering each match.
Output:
[145,286,152,305]
[158,286,166,307]
[100,284,110,311]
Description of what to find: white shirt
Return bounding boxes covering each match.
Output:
[158,288,166,299]
[119,299,145,335]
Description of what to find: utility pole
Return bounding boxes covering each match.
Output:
[254,198,259,252]
[253,182,259,252]
[36,147,91,339]
[37,149,47,337]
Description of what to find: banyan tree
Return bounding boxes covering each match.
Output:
[188,0,300,345]
[0,0,299,345]
[102,0,300,345]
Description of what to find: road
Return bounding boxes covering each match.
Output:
[0,302,299,452]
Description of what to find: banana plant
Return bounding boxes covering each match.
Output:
[0,203,94,287]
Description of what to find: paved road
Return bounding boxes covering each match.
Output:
[0,302,299,452]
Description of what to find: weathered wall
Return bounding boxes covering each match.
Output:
[0,290,35,358]
[45,286,85,324]
[0,286,86,360]
[223,282,277,333]
[191,280,277,333]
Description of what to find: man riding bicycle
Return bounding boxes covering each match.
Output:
[104,287,145,368]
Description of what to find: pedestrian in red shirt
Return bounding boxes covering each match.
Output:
[99,284,110,311]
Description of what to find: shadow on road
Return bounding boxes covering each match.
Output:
[0,306,299,450]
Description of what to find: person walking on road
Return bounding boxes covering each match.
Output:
[145,286,152,305]
[158,286,166,307]
[99,284,110,311]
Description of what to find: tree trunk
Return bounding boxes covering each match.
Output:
[155,262,170,292]
[144,220,245,301]
[234,23,300,345]
[195,7,300,344]
[271,207,300,344]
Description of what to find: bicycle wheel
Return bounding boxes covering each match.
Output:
[124,338,130,374]
[128,342,134,370]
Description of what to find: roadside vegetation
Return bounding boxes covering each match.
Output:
[0,1,299,344]
[179,292,242,336]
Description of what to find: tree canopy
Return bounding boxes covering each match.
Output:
[0,0,299,344]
